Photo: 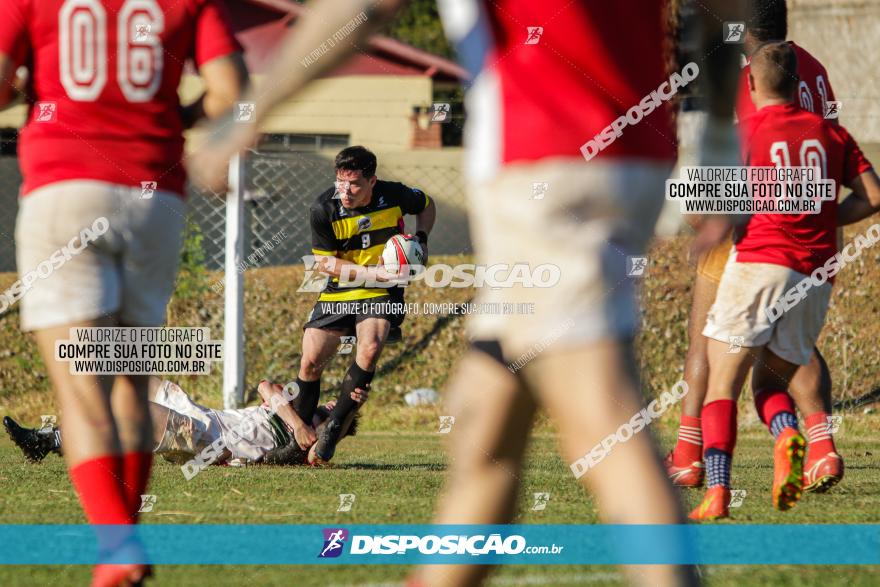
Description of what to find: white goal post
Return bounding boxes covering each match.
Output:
[223,153,245,409]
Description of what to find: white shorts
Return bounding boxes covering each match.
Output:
[702,252,832,365]
[466,158,673,358]
[153,380,281,463]
[14,180,186,331]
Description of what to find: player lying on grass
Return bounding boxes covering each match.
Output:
[689,41,880,521]
[3,379,363,467]
[668,0,844,493]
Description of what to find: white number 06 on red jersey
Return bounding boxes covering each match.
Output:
[59,0,164,102]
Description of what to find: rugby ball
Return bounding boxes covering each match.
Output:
[382,234,425,274]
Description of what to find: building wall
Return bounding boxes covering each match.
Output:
[788,0,880,142]
[182,73,434,152]
[0,72,434,152]
[0,102,25,129]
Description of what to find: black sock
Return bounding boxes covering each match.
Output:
[293,378,321,424]
[330,363,374,421]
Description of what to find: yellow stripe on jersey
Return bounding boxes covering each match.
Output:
[318,289,390,302]
[331,207,402,240]
[311,248,336,256]
[340,243,385,266]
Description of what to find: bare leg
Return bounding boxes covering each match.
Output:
[704,339,756,404]
[298,327,345,381]
[148,402,170,449]
[416,350,536,587]
[751,348,800,395]
[789,348,832,415]
[34,318,119,469]
[524,341,697,587]
[110,373,152,454]
[353,317,391,371]
[681,275,719,418]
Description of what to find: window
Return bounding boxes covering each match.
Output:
[257,133,349,152]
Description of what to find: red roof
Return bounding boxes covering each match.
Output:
[225,0,467,82]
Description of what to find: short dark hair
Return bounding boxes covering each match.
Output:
[751,41,798,98]
[335,146,377,178]
[748,0,787,42]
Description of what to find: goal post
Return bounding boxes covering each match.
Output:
[223,153,245,409]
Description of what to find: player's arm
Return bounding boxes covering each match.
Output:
[181,52,249,129]
[837,169,880,226]
[309,203,397,284]
[313,254,399,284]
[689,0,746,256]
[0,53,12,107]
[414,198,436,253]
[400,186,434,255]
[0,58,25,109]
[257,382,316,450]
[0,0,28,108]
[698,1,745,129]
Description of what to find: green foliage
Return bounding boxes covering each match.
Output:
[291,0,454,58]
[174,218,210,301]
[385,0,454,58]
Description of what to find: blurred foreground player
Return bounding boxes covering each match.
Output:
[0,1,246,584]
[186,0,739,585]
[689,42,880,521]
[409,2,741,587]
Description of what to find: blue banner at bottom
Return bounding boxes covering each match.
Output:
[1,524,878,565]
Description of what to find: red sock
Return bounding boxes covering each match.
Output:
[69,455,132,524]
[754,388,795,431]
[804,412,836,457]
[673,414,703,466]
[122,452,153,519]
[702,400,737,453]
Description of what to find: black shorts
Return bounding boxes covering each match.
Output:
[303,294,406,335]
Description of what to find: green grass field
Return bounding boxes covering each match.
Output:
[2,233,880,586]
[1,419,879,586]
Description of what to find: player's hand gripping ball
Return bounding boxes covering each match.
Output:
[381,234,426,276]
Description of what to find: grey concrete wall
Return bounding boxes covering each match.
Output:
[788,0,880,142]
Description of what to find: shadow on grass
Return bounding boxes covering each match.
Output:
[336,462,446,472]
[834,386,880,411]
[377,310,466,379]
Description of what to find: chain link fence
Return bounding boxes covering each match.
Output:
[0,158,22,271]
[0,150,470,273]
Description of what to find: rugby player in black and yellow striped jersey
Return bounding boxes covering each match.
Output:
[298,146,435,464]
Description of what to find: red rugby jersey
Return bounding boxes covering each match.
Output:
[445,0,676,180]
[0,0,241,196]
[736,42,836,121]
[737,103,872,275]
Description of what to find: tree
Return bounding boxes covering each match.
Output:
[385,0,454,58]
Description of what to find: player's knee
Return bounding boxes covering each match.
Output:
[684,334,708,365]
[77,412,116,439]
[453,441,501,469]
[356,338,384,364]
[299,356,326,379]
